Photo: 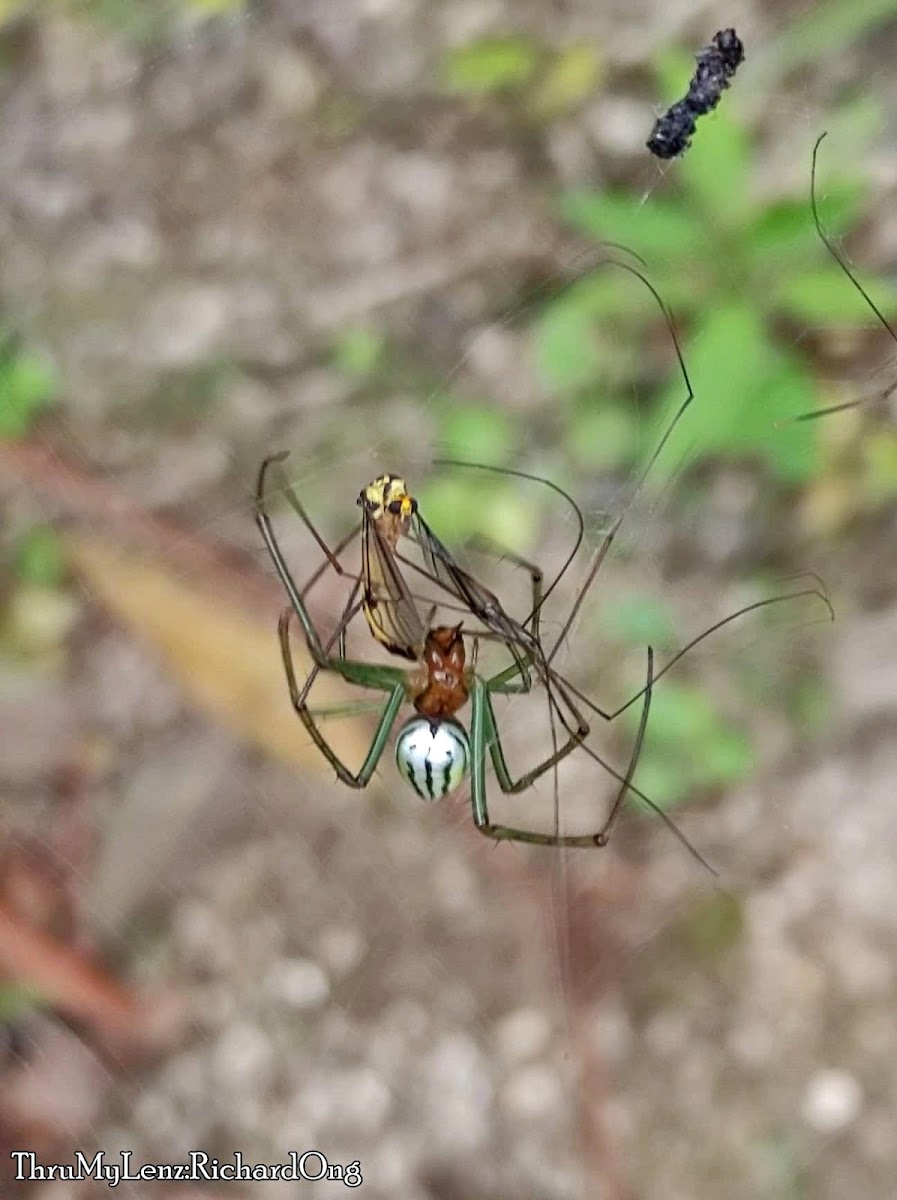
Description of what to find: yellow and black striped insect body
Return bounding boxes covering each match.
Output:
[357,474,426,661]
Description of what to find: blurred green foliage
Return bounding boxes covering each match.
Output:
[442,36,602,119]
[862,428,897,504]
[3,523,72,669]
[414,468,540,554]
[442,36,541,95]
[1,579,79,663]
[606,574,836,810]
[0,983,43,1023]
[439,405,515,466]
[333,327,385,378]
[681,892,745,957]
[752,1131,808,1200]
[623,677,754,811]
[0,332,57,438]
[12,525,67,588]
[1,0,246,42]
[764,0,897,78]
[539,96,897,486]
[603,594,679,651]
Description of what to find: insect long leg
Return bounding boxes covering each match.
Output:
[434,258,694,635]
[543,286,694,668]
[257,453,362,589]
[780,132,897,424]
[295,579,365,710]
[278,606,407,788]
[256,452,370,671]
[595,647,653,846]
[562,580,834,724]
[429,460,583,629]
[473,659,715,874]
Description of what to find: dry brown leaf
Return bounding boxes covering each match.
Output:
[68,534,370,774]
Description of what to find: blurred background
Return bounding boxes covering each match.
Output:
[1,0,897,1197]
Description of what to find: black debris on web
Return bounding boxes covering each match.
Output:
[647,28,745,160]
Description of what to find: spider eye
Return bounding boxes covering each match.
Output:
[395,717,469,801]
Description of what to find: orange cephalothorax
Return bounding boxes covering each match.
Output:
[410,624,470,720]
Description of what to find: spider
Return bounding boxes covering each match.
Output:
[255,453,683,851]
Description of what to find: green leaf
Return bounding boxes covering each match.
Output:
[762,359,821,483]
[652,47,696,102]
[637,681,717,745]
[789,677,832,734]
[623,681,754,810]
[652,304,768,460]
[557,190,705,265]
[683,893,745,956]
[862,430,897,504]
[332,326,384,377]
[442,37,540,95]
[774,267,897,326]
[809,186,867,243]
[476,486,539,554]
[414,472,536,552]
[534,266,689,394]
[650,304,818,482]
[603,594,678,650]
[0,345,57,438]
[408,475,479,546]
[744,200,822,264]
[187,0,244,11]
[534,274,632,393]
[678,108,751,225]
[763,0,897,78]
[529,43,602,119]
[0,983,42,1023]
[439,404,514,465]
[75,0,175,42]
[566,399,639,470]
[3,582,80,659]
[626,755,681,811]
[704,727,753,784]
[815,96,884,165]
[535,299,605,392]
[0,1,27,26]
[13,526,67,588]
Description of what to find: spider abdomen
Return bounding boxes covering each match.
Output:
[395,717,469,801]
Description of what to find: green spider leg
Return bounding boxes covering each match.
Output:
[278,603,408,788]
[255,458,400,784]
[475,646,716,871]
[462,649,654,848]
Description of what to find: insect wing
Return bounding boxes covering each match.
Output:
[361,508,426,660]
[410,514,538,655]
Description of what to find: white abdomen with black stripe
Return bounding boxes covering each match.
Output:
[395,717,469,801]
